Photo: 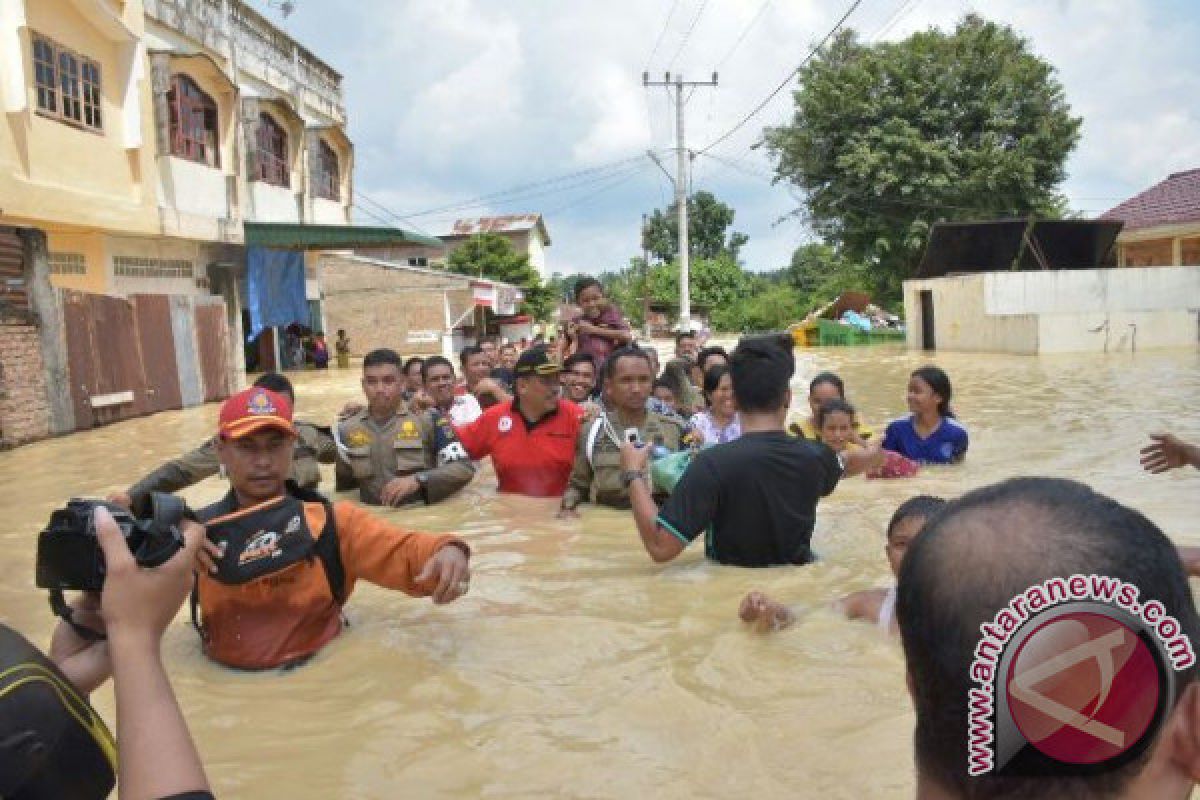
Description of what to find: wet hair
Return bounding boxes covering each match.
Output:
[459,345,484,369]
[500,342,518,354]
[701,364,731,401]
[816,397,855,429]
[729,335,794,413]
[363,348,403,370]
[897,477,1200,799]
[885,495,946,540]
[420,355,454,381]
[403,356,425,375]
[563,352,596,373]
[336,328,345,336]
[652,378,675,395]
[675,331,697,347]
[697,346,728,374]
[809,371,846,398]
[252,372,294,402]
[911,365,954,418]
[603,345,653,381]
[574,277,603,301]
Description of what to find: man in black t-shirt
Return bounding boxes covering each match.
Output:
[620,335,884,567]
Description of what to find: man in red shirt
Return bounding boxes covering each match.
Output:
[455,348,583,497]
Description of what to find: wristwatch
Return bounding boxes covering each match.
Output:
[415,471,431,504]
[620,469,649,488]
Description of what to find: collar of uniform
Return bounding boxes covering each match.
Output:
[510,396,560,431]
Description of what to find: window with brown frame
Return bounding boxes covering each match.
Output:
[31,33,102,132]
[167,75,219,168]
[315,139,339,201]
[255,113,289,187]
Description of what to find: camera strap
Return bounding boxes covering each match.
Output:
[47,590,106,642]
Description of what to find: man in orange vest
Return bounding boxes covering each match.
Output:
[192,386,471,670]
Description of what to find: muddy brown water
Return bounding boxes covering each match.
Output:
[2,345,1197,798]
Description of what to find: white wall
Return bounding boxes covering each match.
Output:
[984,267,1200,315]
[159,157,228,220]
[312,197,346,225]
[527,231,547,281]
[904,267,1200,354]
[249,183,299,223]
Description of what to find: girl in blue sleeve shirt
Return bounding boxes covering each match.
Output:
[882,366,968,464]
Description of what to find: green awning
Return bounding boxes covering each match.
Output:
[243,222,443,250]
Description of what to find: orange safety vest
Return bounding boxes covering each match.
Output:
[194,484,346,670]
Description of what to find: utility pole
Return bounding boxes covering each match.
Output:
[643,71,717,333]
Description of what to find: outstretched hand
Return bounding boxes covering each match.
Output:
[1141,433,1199,474]
[415,544,471,605]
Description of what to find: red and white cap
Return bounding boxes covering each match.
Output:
[217,387,295,440]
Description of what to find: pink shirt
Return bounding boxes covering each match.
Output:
[573,305,630,367]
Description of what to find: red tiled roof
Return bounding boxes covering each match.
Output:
[1101,168,1200,231]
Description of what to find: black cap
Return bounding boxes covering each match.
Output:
[513,347,561,377]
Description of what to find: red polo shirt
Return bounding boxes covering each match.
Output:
[455,398,583,497]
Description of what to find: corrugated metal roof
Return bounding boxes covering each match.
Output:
[445,214,551,245]
[244,222,442,250]
[1102,169,1200,231]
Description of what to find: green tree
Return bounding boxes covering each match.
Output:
[647,253,749,330]
[739,283,806,332]
[765,14,1080,302]
[644,191,749,263]
[446,233,553,319]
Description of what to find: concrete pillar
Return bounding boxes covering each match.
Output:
[1172,237,1183,266]
[19,228,74,434]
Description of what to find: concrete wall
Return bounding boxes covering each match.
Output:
[903,275,1040,354]
[249,182,300,222]
[159,156,229,220]
[904,267,1200,354]
[1,0,159,235]
[312,197,345,225]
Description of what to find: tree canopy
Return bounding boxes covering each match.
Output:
[764,14,1081,301]
[446,233,553,319]
[644,190,749,263]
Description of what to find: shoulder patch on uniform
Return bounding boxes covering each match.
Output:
[397,419,421,440]
[346,429,371,447]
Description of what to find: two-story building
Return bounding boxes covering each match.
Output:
[0,0,374,442]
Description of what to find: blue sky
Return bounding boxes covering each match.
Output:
[254,0,1200,276]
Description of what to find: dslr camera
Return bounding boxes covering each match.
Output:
[36,494,191,592]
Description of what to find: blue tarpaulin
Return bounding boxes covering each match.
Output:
[247,246,309,339]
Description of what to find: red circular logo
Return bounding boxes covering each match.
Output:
[1006,612,1161,765]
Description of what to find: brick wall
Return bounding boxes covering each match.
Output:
[0,320,51,446]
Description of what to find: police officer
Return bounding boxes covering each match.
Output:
[336,348,475,506]
[108,373,335,514]
[559,346,689,515]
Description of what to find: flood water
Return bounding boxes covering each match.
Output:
[2,344,1197,798]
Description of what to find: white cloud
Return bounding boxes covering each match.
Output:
[264,0,1200,275]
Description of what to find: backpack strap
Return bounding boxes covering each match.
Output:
[584,416,605,467]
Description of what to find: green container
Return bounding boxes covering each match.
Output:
[817,318,904,346]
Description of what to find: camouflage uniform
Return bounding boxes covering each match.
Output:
[127,421,336,510]
[336,407,475,506]
[561,410,689,510]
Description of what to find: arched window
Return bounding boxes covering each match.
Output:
[256,112,289,187]
[167,75,219,167]
[315,139,339,201]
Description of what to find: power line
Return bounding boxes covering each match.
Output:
[644,0,684,70]
[395,154,658,219]
[665,0,712,71]
[543,162,651,216]
[869,0,922,41]
[354,191,434,236]
[714,0,772,70]
[697,0,865,155]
